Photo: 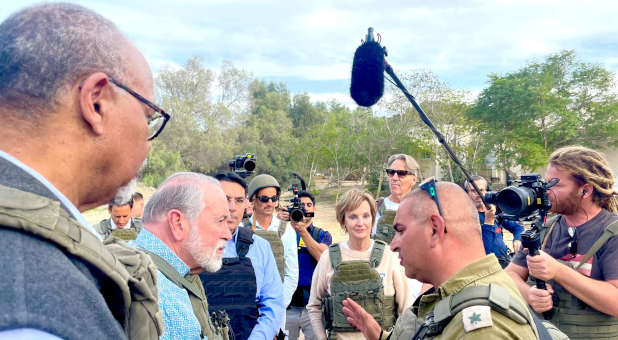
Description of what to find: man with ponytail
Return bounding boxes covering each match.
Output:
[506,145,618,339]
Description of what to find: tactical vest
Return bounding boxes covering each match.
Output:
[0,184,163,339]
[200,227,258,340]
[322,240,397,339]
[95,218,143,241]
[409,284,568,340]
[144,250,231,340]
[247,218,286,281]
[537,216,618,339]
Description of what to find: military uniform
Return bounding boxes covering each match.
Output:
[94,218,143,240]
[383,255,537,339]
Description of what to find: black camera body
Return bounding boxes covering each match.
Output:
[228,153,256,178]
[286,173,314,223]
[484,174,554,219]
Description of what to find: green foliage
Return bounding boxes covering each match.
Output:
[142,142,186,187]
[467,50,618,171]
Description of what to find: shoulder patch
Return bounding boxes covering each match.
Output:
[462,305,492,332]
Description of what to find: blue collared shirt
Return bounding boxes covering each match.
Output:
[132,229,203,340]
[251,215,299,308]
[223,227,285,339]
[479,212,524,258]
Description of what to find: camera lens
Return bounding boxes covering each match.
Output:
[244,159,256,172]
[290,208,304,222]
[497,186,536,216]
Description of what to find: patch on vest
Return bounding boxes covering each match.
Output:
[462,305,492,332]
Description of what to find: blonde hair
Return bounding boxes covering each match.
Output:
[549,145,617,213]
[335,189,377,229]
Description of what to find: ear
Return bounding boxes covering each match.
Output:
[428,214,447,248]
[581,184,593,198]
[79,72,114,137]
[167,209,190,242]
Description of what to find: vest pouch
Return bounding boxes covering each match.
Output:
[321,292,333,330]
[330,261,384,332]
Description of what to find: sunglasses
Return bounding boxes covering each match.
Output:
[385,169,413,177]
[256,195,279,203]
[420,177,447,233]
[567,227,577,255]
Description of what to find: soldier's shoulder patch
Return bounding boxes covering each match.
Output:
[461,305,492,332]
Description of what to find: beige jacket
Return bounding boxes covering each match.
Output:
[306,240,411,340]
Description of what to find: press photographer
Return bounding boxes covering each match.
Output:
[506,146,618,339]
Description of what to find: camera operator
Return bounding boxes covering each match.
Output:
[465,175,523,268]
[279,191,332,340]
[506,145,618,339]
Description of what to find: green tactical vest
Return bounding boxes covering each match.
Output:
[537,216,618,339]
[322,240,397,339]
[0,185,163,339]
[95,218,143,241]
[247,219,286,281]
[144,251,231,340]
[409,283,568,340]
[374,209,396,244]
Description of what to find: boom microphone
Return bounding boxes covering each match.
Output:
[350,27,386,107]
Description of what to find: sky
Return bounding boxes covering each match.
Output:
[3,0,618,105]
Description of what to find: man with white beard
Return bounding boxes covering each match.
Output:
[132,172,233,339]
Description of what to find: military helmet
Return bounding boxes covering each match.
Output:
[247,174,280,200]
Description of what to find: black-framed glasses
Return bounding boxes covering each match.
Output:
[257,195,279,203]
[385,168,413,177]
[420,177,447,233]
[567,226,577,255]
[108,77,170,140]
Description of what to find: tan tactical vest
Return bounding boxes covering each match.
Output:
[0,185,163,339]
[538,216,618,339]
[248,218,286,281]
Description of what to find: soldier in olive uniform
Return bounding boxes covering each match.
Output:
[342,180,538,339]
[94,197,143,240]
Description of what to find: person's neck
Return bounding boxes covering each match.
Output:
[389,193,403,203]
[431,245,486,288]
[563,204,603,227]
[348,236,372,252]
[256,212,273,230]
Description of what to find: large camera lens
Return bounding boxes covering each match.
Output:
[290,208,305,222]
[496,186,537,216]
[243,158,256,172]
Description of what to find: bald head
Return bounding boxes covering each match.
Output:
[402,181,480,239]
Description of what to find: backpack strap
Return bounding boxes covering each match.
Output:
[141,249,204,301]
[376,197,385,216]
[541,215,561,250]
[575,219,618,270]
[328,243,343,270]
[369,240,386,268]
[236,226,254,258]
[278,218,287,238]
[309,226,323,243]
[416,283,539,339]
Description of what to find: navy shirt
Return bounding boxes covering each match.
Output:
[479,212,523,258]
[291,224,332,307]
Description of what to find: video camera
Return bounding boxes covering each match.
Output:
[228,153,256,178]
[484,174,558,220]
[286,172,314,223]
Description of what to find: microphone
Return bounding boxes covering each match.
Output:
[350,27,386,107]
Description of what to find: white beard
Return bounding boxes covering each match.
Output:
[113,159,147,204]
[185,224,225,272]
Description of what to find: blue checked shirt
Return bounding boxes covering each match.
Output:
[132,229,204,340]
[223,226,285,339]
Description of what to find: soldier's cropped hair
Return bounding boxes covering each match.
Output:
[143,172,220,224]
[335,189,377,229]
[387,154,421,177]
[108,197,134,209]
[549,145,617,213]
[0,3,129,114]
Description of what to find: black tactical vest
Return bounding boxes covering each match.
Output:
[200,227,259,340]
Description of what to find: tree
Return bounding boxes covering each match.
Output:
[468,50,618,171]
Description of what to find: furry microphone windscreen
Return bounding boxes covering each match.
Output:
[350,40,385,107]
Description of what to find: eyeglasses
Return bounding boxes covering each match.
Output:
[567,227,577,255]
[108,77,170,140]
[420,177,447,233]
[257,195,279,203]
[385,169,414,177]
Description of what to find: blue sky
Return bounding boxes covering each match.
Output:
[3,1,618,104]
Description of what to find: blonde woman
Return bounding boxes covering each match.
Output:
[306,189,410,340]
